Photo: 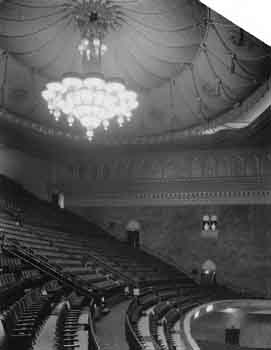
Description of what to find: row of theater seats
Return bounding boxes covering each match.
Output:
[1,280,63,349]
[0,174,100,234]
[0,214,191,293]
[55,293,88,350]
[0,277,95,350]
[0,175,246,350]
[0,217,124,292]
[0,273,17,288]
[0,207,195,349]
[0,254,21,271]
[125,284,240,350]
[85,237,186,284]
[0,175,189,285]
[0,269,42,290]
[0,261,46,314]
[0,174,191,287]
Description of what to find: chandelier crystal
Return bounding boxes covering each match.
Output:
[42,74,138,141]
[41,0,138,141]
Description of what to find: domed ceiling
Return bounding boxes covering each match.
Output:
[0,0,270,146]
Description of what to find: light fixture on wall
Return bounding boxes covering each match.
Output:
[201,214,218,238]
[41,0,138,141]
[202,215,210,232]
[202,214,217,231]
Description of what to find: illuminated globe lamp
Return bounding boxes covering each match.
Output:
[42,72,138,141]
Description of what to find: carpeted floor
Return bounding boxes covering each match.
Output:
[96,300,131,350]
[33,315,57,350]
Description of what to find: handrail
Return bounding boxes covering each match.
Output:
[87,251,134,285]
[88,310,100,350]
[125,313,144,350]
[1,235,97,299]
[125,289,169,350]
[125,285,241,350]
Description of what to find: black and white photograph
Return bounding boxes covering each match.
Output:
[0,0,270,349]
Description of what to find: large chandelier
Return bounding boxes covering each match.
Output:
[41,0,138,141]
[42,75,138,140]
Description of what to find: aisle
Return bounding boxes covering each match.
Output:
[33,315,57,350]
[95,300,131,350]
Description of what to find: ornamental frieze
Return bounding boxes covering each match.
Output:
[65,148,270,182]
[66,190,271,207]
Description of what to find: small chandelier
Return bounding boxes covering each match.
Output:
[78,37,107,61]
[41,0,138,141]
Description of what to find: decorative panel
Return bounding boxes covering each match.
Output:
[57,147,271,206]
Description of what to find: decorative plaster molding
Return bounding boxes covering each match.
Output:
[0,76,270,145]
[0,108,82,141]
[66,148,271,181]
[197,77,271,134]
[60,147,271,207]
[66,190,271,207]
[89,77,271,144]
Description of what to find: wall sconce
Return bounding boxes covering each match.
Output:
[201,214,218,238]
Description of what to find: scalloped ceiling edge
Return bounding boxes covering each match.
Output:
[0,77,270,146]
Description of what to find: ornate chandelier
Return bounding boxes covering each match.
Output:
[41,0,138,141]
[42,75,138,140]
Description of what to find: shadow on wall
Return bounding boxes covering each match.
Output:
[0,146,52,200]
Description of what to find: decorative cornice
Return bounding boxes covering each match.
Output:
[66,189,271,207]
[100,78,271,144]
[59,146,271,207]
[66,148,271,182]
[201,77,271,134]
[0,77,270,145]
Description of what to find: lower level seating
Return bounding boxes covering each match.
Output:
[55,292,88,350]
[2,281,63,350]
[0,175,257,350]
[125,284,240,350]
